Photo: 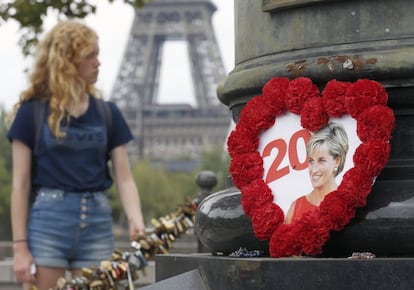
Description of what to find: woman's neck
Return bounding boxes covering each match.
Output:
[66,94,90,118]
[308,181,337,206]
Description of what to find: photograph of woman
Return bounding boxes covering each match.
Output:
[285,122,349,224]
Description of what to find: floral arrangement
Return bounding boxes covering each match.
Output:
[227,77,395,258]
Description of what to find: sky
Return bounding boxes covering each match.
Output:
[0,0,235,111]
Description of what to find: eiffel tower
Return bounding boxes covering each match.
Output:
[110,0,231,168]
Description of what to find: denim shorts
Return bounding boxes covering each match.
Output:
[28,188,114,269]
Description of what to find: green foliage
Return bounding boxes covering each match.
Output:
[131,160,198,225]
[0,107,12,240]
[109,146,230,230]
[0,0,150,55]
[196,146,231,191]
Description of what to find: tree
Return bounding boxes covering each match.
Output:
[0,0,150,55]
[0,106,12,240]
[131,160,198,226]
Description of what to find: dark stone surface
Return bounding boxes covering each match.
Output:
[141,269,207,290]
[195,187,269,255]
[156,254,414,290]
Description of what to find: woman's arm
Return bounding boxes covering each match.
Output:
[11,140,35,283]
[285,200,296,224]
[111,144,146,241]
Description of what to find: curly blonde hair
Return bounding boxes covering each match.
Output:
[9,20,100,138]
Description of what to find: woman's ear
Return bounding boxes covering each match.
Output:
[335,156,341,167]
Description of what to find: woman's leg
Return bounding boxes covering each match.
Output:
[71,268,83,278]
[34,266,66,290]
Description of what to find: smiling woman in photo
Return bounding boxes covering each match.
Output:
[285,122,349,224]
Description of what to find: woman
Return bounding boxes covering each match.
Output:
[7,20,146,289]
[285,122,349,224]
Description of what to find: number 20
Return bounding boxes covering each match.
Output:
[262,129,311,184]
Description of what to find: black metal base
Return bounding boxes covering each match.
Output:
[147,254,414,290]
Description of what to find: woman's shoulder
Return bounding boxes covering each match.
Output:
[295,195,312,206]
[105,99,121,112]
[18,99,35,110]
[91,96,120,113]
[12,100,38,121]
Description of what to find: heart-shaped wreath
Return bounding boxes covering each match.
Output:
[227,77,395,258]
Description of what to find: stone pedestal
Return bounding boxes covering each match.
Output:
[148,254,414,290]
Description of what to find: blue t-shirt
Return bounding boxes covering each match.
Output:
[7,97,133,192]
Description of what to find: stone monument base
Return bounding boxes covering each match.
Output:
[142,253,414,290]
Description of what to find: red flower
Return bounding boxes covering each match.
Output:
[238,95,276,133]
[336,168,372,208]
[357,105,395,142]
[229,152,263,189]
[319,191,356,231]
[286,77,320,114]
[250,202,284,240]
[241,179,274,205]
[227,128,259,158]
[241,194,258,216]
[322,79,351,117]
[262,77,290,116]
[345,79,388,118]
[353,141,391,177]
[241,180,275,217]
[270,224,303,257]
[300,97,329,131]
[296,209,331,255]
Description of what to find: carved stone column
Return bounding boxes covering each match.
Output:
[208,0,414,256]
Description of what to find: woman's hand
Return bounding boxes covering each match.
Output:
[13,243,36,283]
[128,215,146,241]
[111,145,147,241]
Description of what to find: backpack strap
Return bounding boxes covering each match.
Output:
[31,100,47,204]
[33,100,47,155]
[95,98,113,153]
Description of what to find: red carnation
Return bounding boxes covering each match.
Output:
[337,168,373,208]
[353,141,391,177]
[286,77,320,114]
[241,179,274,205]
[227,128,259,158]
[357,105,395,142]
[241,194,257,216]
[250,202,284,240]
[319,191,356,231]
[262,77,290,116]
[229,152,264,189]
[322,79,351,117]
[297,209,330,255]
[345,79,388,118]
[269,224,303,257]
[300,97,329,131]
[238,95,277,132]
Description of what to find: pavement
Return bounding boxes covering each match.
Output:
[0,260,155,290]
